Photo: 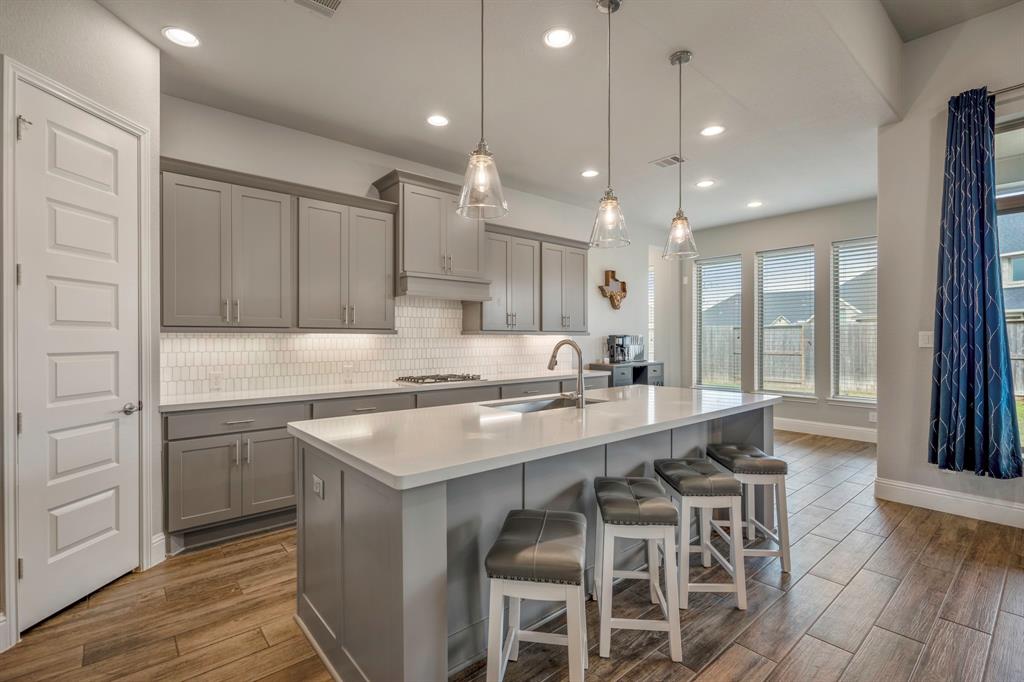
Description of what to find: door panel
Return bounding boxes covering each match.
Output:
[509,237,540,331]
[242,429,297,516]
[232,185,292,327]
[298,198,348,328]
[563,246,588,332]
[401,185,446,276]
[348,208,394,330]
[15,80,141,628]
[161,173,231,326]
[541,244,565,331]
[482,233,510,330]
[167,434,242,532]
[445,195,484,278]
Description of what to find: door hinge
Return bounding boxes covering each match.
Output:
[16,114,32,141]
[15,263,21,286]
[16,412,22,434]
[17,558,23,580]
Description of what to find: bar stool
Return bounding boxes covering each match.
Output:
[593,477,682,663]
[485,509,588,682]
[653,458,747,610]
[706,444,791,573]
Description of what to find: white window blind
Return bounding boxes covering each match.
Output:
[756,247,815,395]
[696,256,742,389]
[832,238,877,400]
[647,266,656,360]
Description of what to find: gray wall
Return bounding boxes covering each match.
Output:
[680,199,878,435]
[877,1,1024,506]
[0,0,161,603]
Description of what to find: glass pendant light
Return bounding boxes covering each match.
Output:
[457,0,509,219]
[663,50,698,259]
[589,0,629,248]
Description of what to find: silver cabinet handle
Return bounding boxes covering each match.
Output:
[223,418,255,425]
[441,254,447,272]
[353,406,377,412]
[448,255,453,272]
[523,390,540,395]
[234,299,241,323]
[343,305,348,325]
[233,441,240,467]
[223,299,230,323]
[349,305,355,324]
[506,312,511,328]
[246,438,252,465]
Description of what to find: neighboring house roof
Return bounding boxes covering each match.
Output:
[999,211,1024,254]
[838,267,877,316]
[701,290,815,326]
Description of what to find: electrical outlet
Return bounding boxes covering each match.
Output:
[918,331,934,348]
[312,474,324,500]
[868,411,877,423]
[208,370,224,392]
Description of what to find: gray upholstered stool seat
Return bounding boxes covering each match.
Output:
[706,443,787,475]
[485,509,586,585]
[653,458,741,497]
[594,477,678,526]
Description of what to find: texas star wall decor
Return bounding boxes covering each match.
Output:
[599,270,627,310]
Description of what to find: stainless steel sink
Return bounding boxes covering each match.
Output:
[490,396,607,414]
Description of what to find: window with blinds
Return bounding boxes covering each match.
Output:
[832,238,877,400]
[756,247,815,395]
[647,266,656,360]
[695,256,742,389]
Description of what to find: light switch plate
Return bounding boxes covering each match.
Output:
[312,474,324,500]
[868,411,877,423]
[918,331,934,348]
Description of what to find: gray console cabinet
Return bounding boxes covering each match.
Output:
[242,428,297,516]
[541,243,588,333]
[167,434,243,532]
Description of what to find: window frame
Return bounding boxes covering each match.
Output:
[754,245,817,397]
[647,265,656,361]
[830,236,878,404]
[693,254,743,391]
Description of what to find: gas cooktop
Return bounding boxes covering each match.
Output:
[394,373,483,385]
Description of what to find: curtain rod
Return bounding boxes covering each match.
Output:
[992,82,1024,97]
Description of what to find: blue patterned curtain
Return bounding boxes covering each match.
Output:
[928,87,1021,479]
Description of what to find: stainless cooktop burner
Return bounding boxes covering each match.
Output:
[394,373,483,385]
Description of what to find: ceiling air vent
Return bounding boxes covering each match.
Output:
[294,0,341,18]
[650,154,685,168]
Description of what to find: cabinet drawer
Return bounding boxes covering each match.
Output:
[416,386,500,408]
[611,366,633,387]
[647,364,663,376]
[166,402,310,440]
[500,381,562,399]
[313,394,415,419]
[560,376,610,393]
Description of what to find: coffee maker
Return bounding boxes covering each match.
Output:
[607,335,644,364]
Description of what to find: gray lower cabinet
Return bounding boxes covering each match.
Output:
[416,386,500,408]
[561,375,611,393]
[541,243,588,333]
[167,434,243,532]
[242,428,297,516]
[298,198,395,330]
[500,380,561,399]
[313,393,415,418]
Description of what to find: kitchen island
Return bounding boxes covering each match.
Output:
[287,385,781,682]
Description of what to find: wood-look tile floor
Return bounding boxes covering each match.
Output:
[1,432,1021,682]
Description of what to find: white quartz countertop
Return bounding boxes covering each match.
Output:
[287,385,782,490]
[159,369,611,412]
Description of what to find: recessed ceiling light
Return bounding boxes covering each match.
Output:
[695,179,716,188]
[700,125,725,137]
[543,28,575,48]
[161,26,200,48]
[747,200,763,208]
[581,169,600,178]
[427,114,449,127]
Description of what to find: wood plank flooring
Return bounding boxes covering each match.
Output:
[0,432,1020,682]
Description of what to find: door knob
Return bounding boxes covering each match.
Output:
[120,402,142,416]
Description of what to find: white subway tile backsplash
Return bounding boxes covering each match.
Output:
[160,297,573,397]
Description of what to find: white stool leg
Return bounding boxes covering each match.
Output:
[730,498,748,610]
[678,499,691,610]
[647,538,659,604]
[566,585,585,682]
[486,581,505,682]
[594,513,604,606]
[578,581,589,669]
[700,507,711,568]
[745,483,756,541]
[598,524,614,658]
[507,596,520,661]
[776,477,792,573]
[661,527,683,662]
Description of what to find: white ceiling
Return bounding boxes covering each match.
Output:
[879,0,1021,42]
[101,0,898,230]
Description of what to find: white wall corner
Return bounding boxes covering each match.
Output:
[774,416,877,443]
[874,477,1024,529]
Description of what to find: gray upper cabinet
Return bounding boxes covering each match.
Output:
[510,237,541,331]
[464,233,539,332]
[241,428,296,516]
[232,185,293,327]
[480,233,510,330]
[373,171,490,302]
[167,434,242,532]
[162,172,293,328]
[162,173,232,327]
[298,198,394,331]
[541,243,588,333]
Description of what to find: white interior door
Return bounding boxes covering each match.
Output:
[14,79,141,629]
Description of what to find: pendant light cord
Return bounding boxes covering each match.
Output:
[480,0,485,143]
[606,6,612,190]
[678,57,682,211]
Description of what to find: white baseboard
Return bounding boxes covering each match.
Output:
[149,533,167,568]
[0,614,15,654]
[874,477,1024,529]
[774,417,877,443]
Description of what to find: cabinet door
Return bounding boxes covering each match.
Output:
[298,198,349,328]
[161,173,232,327]
[242,429,296,516]
[445,195,485,278]
[563,246,588,332]
[509,237,541,331]
[232,185,293,327]
[348,208,395,330]
[482,233,510,330]
[541,243,566,331]
[167,434,242,532]
[401,184,446,276]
